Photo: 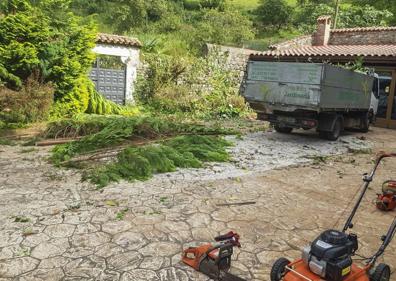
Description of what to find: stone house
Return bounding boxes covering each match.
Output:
[251,16,396,129]
[90,33,142,105]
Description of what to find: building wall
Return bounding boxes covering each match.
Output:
[270,35,313,50]
[204,44,257,83]
[330,30,396,45]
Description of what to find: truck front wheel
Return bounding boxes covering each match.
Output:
[359,112,370,133]
[274,125,293,134]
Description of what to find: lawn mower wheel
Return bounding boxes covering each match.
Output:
[271,257,290,281]
[370,263,391,281]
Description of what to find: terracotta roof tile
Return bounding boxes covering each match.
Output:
[332,26,396,33]
[254,45,396,58]
[97,33,142,48]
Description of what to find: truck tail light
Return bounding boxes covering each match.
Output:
[302,120,317,128]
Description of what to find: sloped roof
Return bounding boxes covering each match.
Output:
[253,45,396,58]
[269,26,396,50]
[332,26,396,33]
[97,33,142,48]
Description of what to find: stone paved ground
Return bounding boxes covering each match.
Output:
[0,128,396,281]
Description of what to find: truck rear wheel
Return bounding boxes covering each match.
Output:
[274,125,293,134]
[320,118,342,141]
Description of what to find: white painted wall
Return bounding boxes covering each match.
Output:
[92,43,140,104]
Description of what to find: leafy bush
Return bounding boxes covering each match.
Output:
[256,0,293,28]
[294,3,393,32]
[351,0,396,24]
[0,0,97,116]
[85,135,232,188]
[199,0,226,9]
[339,5,393,28]
[0,79,54,128]
[195,8,255,46]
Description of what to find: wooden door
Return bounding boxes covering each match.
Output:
[375,70,396,128]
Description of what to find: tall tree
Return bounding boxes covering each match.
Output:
[350,0,396,24]
[256,0,293,28]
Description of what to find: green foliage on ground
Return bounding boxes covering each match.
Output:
[84,135,232,188]
[49,114,237,165]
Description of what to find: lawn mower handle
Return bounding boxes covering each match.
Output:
[343,152,396,232]
[369,217,396,265]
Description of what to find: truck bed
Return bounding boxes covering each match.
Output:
[243,62,374,113]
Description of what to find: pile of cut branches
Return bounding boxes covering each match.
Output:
[49,115,237,165]
[83,135,232,188]
[48,115,236,188]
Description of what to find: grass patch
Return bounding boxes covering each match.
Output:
[20,148,38,153]
[0,137,14,145]
[307,155,329,165]
[227,0,296,11]
[84,135,232,188]
[348,147,372,154]
[14,216,30,223]
[116,208,129,220]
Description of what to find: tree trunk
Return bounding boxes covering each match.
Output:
[333,0,341,29]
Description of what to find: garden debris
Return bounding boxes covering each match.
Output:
[49,115,236,165]
[83,135,232,188]
[36,138,82,146]
[14,216,30,223]
[217,201,256,207]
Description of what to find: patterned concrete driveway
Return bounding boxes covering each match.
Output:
[0,128,395,281]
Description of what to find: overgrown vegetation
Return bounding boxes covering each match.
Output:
[0,79,54,128]
[0,0,96,114]
[136,51,249,119]
[84,135,232,188]
[67,0,394,52]
[0,0,137,128]
[1,0,394,129]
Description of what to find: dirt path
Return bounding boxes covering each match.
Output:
[0,127,395,281]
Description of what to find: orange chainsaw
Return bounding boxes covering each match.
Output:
[376,180,396,211]
[182,231,246,281]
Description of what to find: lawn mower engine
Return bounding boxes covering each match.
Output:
[376,180,396,211]
[302,230,358,281]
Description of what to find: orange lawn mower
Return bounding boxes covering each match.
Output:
[271,153,396,281]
